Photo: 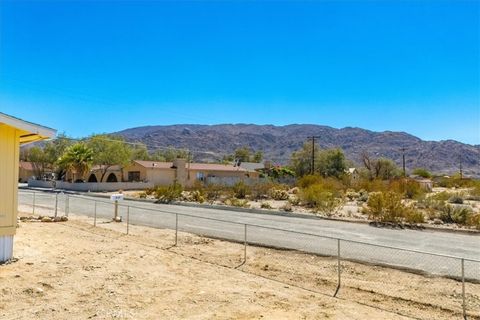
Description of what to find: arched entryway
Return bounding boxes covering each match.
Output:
[106,173,118,183]
[88,174,98,182]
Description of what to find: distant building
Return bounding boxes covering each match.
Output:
[410,175,433,192]
[88,165,123,183]
[123,159,260,187]
[346,168,360,184]
[19,161,35,182]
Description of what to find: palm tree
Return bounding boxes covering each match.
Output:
[58,143,94,182]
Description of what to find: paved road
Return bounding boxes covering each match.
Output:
[18,190,480,280]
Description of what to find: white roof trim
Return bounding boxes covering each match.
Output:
[0,112,56,140]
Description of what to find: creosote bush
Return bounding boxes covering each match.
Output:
[389,179,425,200]
[260,202,273,209]
[439,205,474,225]
[269,188,289,201]
[448,195,464,204]
[225,198,249,208]
[365,191,424,223]
[154,182,183,203]
[300,184,342,214]
[232,180,251,199]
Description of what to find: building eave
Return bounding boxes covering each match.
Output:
[0,112,57,144]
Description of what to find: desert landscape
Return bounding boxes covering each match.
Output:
[1,209,479,320]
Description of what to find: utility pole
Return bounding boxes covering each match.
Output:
[308,136,320,175]
[459,156,463,179]
[401,147,406,177]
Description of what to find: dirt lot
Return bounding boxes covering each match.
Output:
[1,213,479,320]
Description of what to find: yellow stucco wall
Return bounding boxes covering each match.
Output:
[0,124,20,236]
[123,163,148,182]
[146,168,176,186]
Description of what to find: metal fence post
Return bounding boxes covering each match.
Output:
[54,192,58,217]
[126,206,130,235]
[65,194,69,217]
[462,258,467,320]
[94,201,97,227]
[174,213,178,246]
[243,224,248,264]
[32,192,36,215]
[334,239,341,297]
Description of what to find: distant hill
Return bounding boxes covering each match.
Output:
[115,124,480,177]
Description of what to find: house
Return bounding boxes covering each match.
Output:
[88,165,123,183]
[19,161,35,183]
[123,159,257,187]
[0,112,56,262]
[346,168,360,184]
[18,160,55,182]
[410,175,433,192]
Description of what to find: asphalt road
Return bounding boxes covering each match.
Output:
[18,190,480,280]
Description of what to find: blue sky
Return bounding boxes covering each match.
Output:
[0,0,479,144]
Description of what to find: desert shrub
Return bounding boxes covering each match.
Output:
[412,168,432,178]
[300,184,342,214]
[225,198,249,208]
[436,176,477,189]
[439,205,474,224]
[282,202,293,212]
[403,208,425,223]
[356,178,388,193]
[269,188,289,200]
[250,182,288,200]
[467,214,480,229]
[144,188,155,196]
[467,181,480,200]
[297,175,323,189]
[187,190,205,203]
[203,183,224,202]
[345,189,360,201]
[365,191,422,223]
[288,197,301,206]
[448,195,464,204]
[154,183,183,203]
[389,179,425,199]
[233,180,251,199]
[357,190,369,202]
[430,191,453,202]
[250,182,273,200]
[260,202,273,209]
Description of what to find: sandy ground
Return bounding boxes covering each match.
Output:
[2,211,479,320]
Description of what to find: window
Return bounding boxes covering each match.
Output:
[196,172,205,181]
[128,171,141,182]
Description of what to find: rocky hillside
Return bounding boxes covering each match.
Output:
[116,124,480,176]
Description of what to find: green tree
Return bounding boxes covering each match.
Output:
[130,143,151,161]
[27,146,50,178]
[58,143,94,182]
[44,133,72,178]
[234,146,251,162]
[362,152,401,180]
[252,151,263,163]
[26,133,72,179]
[87,135,133,182]
[317,148,347,178]
[290,142,321,177]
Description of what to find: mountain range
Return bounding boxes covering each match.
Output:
[116,124,480,177]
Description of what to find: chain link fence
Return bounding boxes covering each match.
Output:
[18,190,480,319]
